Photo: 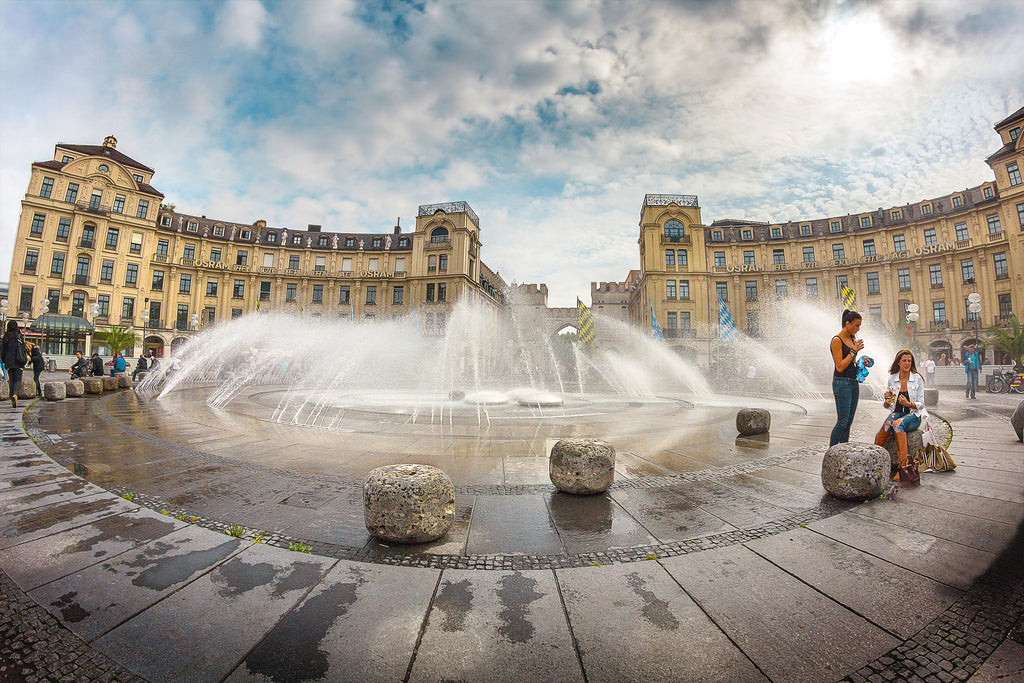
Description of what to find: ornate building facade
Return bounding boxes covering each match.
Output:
[6,137,506,357]
[630,107,1023,364]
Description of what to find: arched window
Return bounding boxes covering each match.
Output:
[430,227,449,243]
[663,220,685,240]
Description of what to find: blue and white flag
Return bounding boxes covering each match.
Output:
[718,296,739,343]
[649,298,665,341]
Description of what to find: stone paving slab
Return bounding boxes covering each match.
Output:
[464,494,564,555]
[661,544,900,682]
[93,542,336,683]
[0,492,139,550]
[556,560,767,682]
[408,569,583,683]
[546,491,657,552]
[609,484,738,541]
[225,560,440,683]
[967,638,1024,682]
[0,474,109,514]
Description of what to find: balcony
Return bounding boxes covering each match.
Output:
[259,293,271,302]
[746,295,758,303]
[74,274,89,286]
[961,317,980,329]
[76,201,110,216]
[995,272,1009,280]
[79,238,95,249]
[929,321,948,332]
[988,231,1005,242]
[23,266,36,275]
[175,321,190,331]
[664,328,695,338]
[963,278,975,285]
[424,239,451,251]
[660,234,692,245]
[153,253,168,263]
[147,319,160,329]
[930,282,944,289]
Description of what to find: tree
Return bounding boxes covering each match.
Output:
[986,316,1024,366]
[95,326,138,356]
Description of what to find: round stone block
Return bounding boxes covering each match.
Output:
[736,408,771,436]
[924,388,939,407]
[135,372,148,382]
[17,382,37,399]
[821,442,891,501]
[83,377,104,394]
[0,383,9,401]
[101,376,119,391]
[1011,400,1024,443]
[43,382,67,401]
[65,379,86,397]
[883,423,926,475]
[117,373,131,388]
[363,464,454,543]
[549,438,615,495]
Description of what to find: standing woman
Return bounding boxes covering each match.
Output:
[29,344,45,396]
[830,309,864,446]
[1,321,28,408]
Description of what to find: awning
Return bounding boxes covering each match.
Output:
[28,313,95,333]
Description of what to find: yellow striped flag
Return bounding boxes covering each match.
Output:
[577,298,595,345]
[841,285,856,310]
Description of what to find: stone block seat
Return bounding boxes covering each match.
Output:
[1012,400,1023,442]
[363,464,455,544]
[43,382,66,401]
[117,373,131,388]
[736,408,771,436]
[101,376,119,391]
[549,438,616,495]
[882,418,928,475]
[65,379,85,397]
[82,377,103,394]
[17,382,37,400]
[821,442,891,501]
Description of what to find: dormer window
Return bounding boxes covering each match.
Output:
[741,229,752,240]
[771,227,782,239]
[830,221,842,232]
[890,210,901,221]
[398,237,408,248]
[711,230,723,242]
[161,216,172,227]
[292,234,302,245]
[860,216,871,228]
[266,232,276,243]
[62,155,74,163]
[952,196,963,208]
[214,226,224,236]
[133,174,143,183]
[241,230,251,240]
[319,236,329,246]
[983,186,994,199]
[800,224,811,236]
[372,237,382,248]
[345,237,355,247]
[1010,126,1020,141]
[187,221,198,232]
[921,204,932,215]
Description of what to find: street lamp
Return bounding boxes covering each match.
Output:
[142,306,150,358]
[906,303,920,349]
[0,298,8,324]
[190,312,200,332]
[968,292,982,356]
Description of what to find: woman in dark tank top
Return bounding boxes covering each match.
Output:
[829,310,864,446]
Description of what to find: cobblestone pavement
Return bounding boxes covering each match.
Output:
[1,383,1022,682]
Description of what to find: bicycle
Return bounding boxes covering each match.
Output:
[987,370,1024,394]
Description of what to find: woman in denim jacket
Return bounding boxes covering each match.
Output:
[873,349,926,477]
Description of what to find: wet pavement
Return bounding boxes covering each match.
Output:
[1,377,1022,682]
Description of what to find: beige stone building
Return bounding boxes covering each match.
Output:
[630,106,1023,365]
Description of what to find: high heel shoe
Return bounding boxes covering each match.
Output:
[11,395,17,408]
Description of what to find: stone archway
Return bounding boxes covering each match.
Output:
[145,335,165,357]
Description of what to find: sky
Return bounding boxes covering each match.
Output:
[1,0,1022,308]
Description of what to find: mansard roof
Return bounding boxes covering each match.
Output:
[993,106,1024,130]
[55,143,155,172]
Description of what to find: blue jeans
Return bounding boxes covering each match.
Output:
[881,412,921,434]
[965,369,979,398]
[830,377,860,446]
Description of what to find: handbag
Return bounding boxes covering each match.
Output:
[897,462,921,486]
[931,444,957,472]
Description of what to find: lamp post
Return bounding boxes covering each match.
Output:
[0,298,8,324]
[142,305,150,358]
[968,292,982,358]
[906,303,920,350]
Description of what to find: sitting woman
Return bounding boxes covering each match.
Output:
[874,349,926,484]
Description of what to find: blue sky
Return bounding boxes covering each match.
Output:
[2,0,1022,306]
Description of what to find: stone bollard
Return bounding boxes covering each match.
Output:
[0,383,8,401]
[1012,400,1024,442]
[364,464,455,543]
[549,438,616,495]
[43,382,67,401]
[883,422,927,476]
[101,376,119,391]
[924,388,939,407]
[17,382,37,400]
[65,379,86,397]
[736,408,771,436]
[134,372,148,382]
[821,442,891,501]
[117,373,131,388]
[83,377,104,394]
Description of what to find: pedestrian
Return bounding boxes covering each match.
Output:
[29,344,45,396]
[963,345,982,399]
[1,321,28,408]
[830,309,864,447]
[924,356,936,387]
[113,351,127,376]
[133,353,148,381]
[69,351,88,379]
[90,352,104,377]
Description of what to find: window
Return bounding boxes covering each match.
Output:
[47,289,60,313]
[345,236,355,247]
[393,286,404,305]
[177,305,189,330]
[771,227,782,239]
[830,221,842,233]
[775,279,788,298]
[124,263,138,285]
[179,274,191,293]
[892,234,906,252]
[133,174,143,183]
[993,252,1008,278]
[40,177,54,198]
[112,195,125,214]
[929,264,943,287]
[57,218,70,240]
[129,232,143,254]
[741,229,752,240]
[286,283,297,301]
[933,302,946,323]
[231,309,242,319]
[924,228,937,245]
[205,307,216,325]
[860,216,871,228]
[314,256,325,272]
[241,230,250,240]
[866,271,880,294]
[714,252,726,267]
[24,249,38,272]
[262,253,274,268]
[679,312,691,333]
[800,224,811,236]
[430,227,449,243]
[952,196,963,208]
[922,204,932,215]
[368,257,379,270]
[183,244,195,260]
[150,270,164,291]
[75,256,90,284]
[338,285,349,304]
[18,286,33,312]
[206,279,218,296]
[711,230,723,241]
[679,280,690,299]
[366,285,377,304]
[802,246,815,263]
[157,239,169,256]
[80,225,95,247]
[716,282,728,302]
[233,280,245,298]
[209,248,221,263]
[266,232,277,243]
[289,255,301,270]
[869,304,882,320]
[100,260,114,282]
[955,222,969,241]
[122,297,135,320]
[236,250,247,266]
[984,186,994,199]
[395,257,406,272]
[61,155,73,163]
[341,257,352,271]
[320,236,329,247]
[1011,127,1021,141]
[105,227,119,249]
[147,301,159,326]
[312,284,323,303]
[428,254,437,272]
[999,293,1012,318]
[50,252,65,275]
[743,251,755,265]
[772,249,785,265]
[666,312,677,331]
[64,183,79,203]
[187,221,198,232]
[437,283,447,302]
[747,311,760,337]
[663,220,685,239]
[214,226,224,237]
[1018,203,1024,228]
[136,199,149,219]
[1006,162,1021,186]
[31,213,45,235]
[665,250,675,266]
[666,280,677,299]
[832,244,845,260]
[863,239,876,256]
[398,237,408,248]
[835,275,848,297]
[677,250,687,266]
[987,215,1002,233]
[161,216,172,227]
[891,210,901,221]
[897,268,911,291]
[961,260,975,283]
[96,294,110,317]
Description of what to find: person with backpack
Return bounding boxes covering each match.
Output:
[29,344,45,396]
[1,321,28,408]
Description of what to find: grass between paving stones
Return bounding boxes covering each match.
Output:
[288,542,313,553]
